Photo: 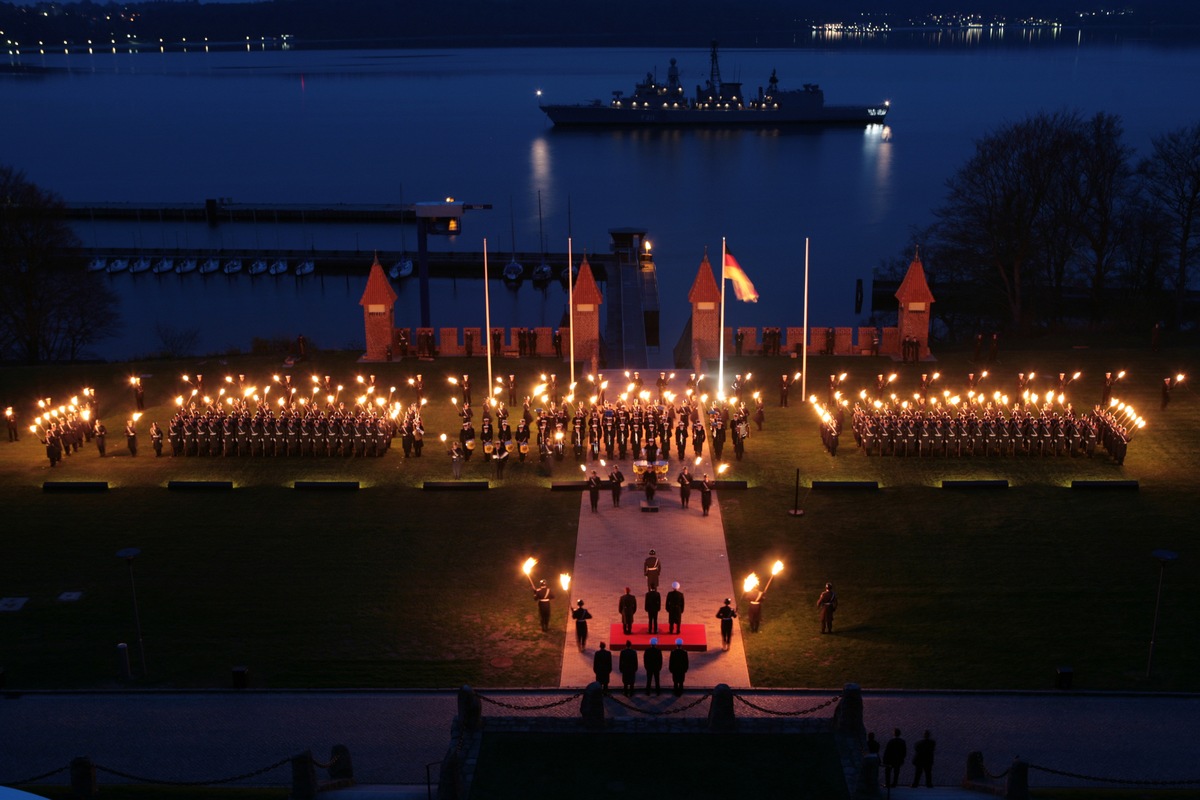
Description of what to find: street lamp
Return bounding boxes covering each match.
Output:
[1146,549,1178,679]
[116,547,147,678]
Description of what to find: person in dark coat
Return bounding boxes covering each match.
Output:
[94,420,107,457]
[534,579,553,632]
[817,582,838,634]
[665,582,685,634]
[643,549,661,590]
[676,465,692,508]
[911,730,936,788]
[609,465,624,507]
[571,599,592,652]
[668,638,689,696]
[618,640,638,696]
[587,470,602,512]
[643,638,663,695]
[644,587,661,634]
[592,642,612,690]
[715,598,737,651]
[618,587,637,635]
[125,419,138,456]
[699,474,713,516]
[746,588,764,633]
[883,729,907,788]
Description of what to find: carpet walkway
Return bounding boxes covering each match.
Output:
[559,456,751,689]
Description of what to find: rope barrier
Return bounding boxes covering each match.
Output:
[93,755,291,786]
[732,693,840,716]
[477,691,583,710]
[1028,764,1200,787]
[1,765,69,786]
[604,692,712,715]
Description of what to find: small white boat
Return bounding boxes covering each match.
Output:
[88,257,108,273]
[248,259,269,276]
[199,258,220,274]
[294,260,315,276]
[129,257,152,274]
[106,259,129,274]
[389,258,413,279]
[222,259,243,275]
[175,258,198,274]
[532,261,553,284]
[269,259,289,275]
[152,258,175,274]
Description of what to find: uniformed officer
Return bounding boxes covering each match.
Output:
[534,579,553,632]
[715,598,737,651]
[643,549,661,590]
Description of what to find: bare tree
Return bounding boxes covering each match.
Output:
[933,111,1079,330]
[1071,112,1136,324]
[0,166,120,362]
[1139,122,1200,327]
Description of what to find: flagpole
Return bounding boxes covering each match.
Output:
[719,237,727,400]
[801,237,809,400]
[484,239,493,398]
[568,236,575,388]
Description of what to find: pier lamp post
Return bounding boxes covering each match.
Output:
[116,547,147,678]
[1146,549,1179,679]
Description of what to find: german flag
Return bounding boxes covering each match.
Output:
[723,246,759,303]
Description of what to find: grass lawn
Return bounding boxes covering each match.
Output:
[0,343,1197,691]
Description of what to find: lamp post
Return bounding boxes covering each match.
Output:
[1145,548,1178,679]
[116,547,147,678]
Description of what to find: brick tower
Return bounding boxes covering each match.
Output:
[687,252,721,366]
[571,256,604,365]
[359,258,398,361]
[894,251,936,360]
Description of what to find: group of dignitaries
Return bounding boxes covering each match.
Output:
[812,372,1139,465]
[535,550,753,696]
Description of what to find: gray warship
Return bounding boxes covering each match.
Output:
[540,42,889,127]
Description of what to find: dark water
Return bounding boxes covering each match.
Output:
[5,43,1200,359]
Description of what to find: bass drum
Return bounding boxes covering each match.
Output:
[484,442,495,454]
[504,440,516,453]
[465,439,476,450]
[519,443,530,454]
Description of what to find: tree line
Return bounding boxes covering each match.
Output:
[888,112,1200,339]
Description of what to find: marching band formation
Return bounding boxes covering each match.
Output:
[444,370,758,467]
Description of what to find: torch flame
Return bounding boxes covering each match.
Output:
[559,574,571,592]
[772,560,784,576]
[522,557,537,576]
[743,573,760,593]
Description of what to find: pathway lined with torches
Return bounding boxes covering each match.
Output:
[558,460,751,689]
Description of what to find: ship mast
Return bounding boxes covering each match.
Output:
[708,40,722,97]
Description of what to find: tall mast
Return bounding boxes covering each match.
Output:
[709,40,722,96]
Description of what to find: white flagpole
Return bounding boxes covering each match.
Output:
[801,237,809,400]
[719,237,727,400]
[484,239,493,398]
[568,237,575,388]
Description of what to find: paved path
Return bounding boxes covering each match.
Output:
[3,691,1199,791]
[560,456,750,690]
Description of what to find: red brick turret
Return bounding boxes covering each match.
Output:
[360,258,398,361]
[571,256,603,364]
[688,252,721,364]
[894,251,936,360]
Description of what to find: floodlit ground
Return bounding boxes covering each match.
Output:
[1,341,1196,691]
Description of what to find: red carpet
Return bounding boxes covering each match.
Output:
[607,623,707,651]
